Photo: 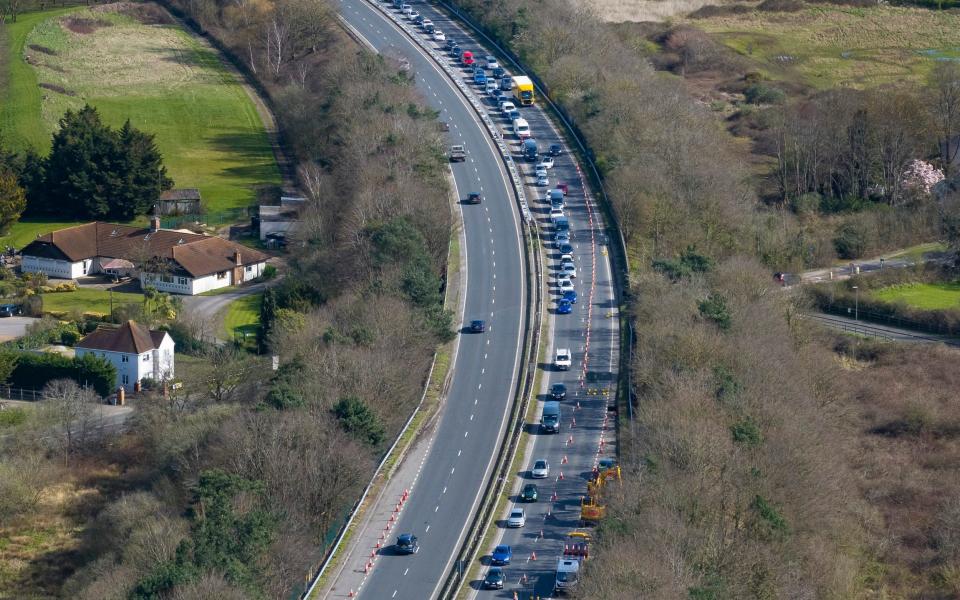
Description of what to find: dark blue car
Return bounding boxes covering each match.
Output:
[563,289,578,304]
[557,299,573,314]
[491,544,512,565]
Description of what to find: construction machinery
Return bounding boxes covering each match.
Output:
[579,461,621,527]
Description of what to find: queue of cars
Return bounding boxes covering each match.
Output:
[386,3,589,593]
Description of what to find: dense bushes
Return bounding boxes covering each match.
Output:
[7,351,116,396]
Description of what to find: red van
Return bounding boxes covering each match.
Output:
[462,50,474,66]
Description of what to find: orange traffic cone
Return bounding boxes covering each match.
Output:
[562,455,568,464]
[349,590,355,597]
[559,471,565,480]
[571,417,576,428]
[531,551,537,561]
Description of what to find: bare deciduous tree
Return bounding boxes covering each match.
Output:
[41,378,100,463]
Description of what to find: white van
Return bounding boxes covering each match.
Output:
[512,118,530,139]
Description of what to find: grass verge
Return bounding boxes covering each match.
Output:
[3,4,280,213]
[871,281,960,310]
[221,292,262,340]
[39,288,143,316]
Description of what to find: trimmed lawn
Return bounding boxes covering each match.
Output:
[0,217,115,250]
[2,4,279,215]
[40,288,143,316]
[222,292,262,342]
[690,6,960,89]
[872,281,960,311]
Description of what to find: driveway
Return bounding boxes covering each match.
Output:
[0,316,39,342]
[180,280,271,342]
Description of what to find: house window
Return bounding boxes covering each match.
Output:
[217,271,228,280]
[178,277,188,285]
[121,355,129,363]
[122,374,129,385]
[142,354,150,362]
[245,265,253,272]
[160,274,174,283]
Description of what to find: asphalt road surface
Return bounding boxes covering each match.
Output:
[336,1,527,598]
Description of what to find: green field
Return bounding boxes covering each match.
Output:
[222,292,262,342]
[872,281,960,310]
[0,4,279,228]
[690,5,960,89]
[40,288,143,315]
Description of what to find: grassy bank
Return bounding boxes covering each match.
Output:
[689,4,960,89]
[872,281,960,310]
[1,4,279,216]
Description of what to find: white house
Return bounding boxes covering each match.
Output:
[75,320,175,391]
[20,219,270,295]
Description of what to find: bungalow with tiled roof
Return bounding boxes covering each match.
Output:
[76,320,175,390]
[20,217,270,295]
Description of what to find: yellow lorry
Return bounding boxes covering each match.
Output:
[512,76,535,106]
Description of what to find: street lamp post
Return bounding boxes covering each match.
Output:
[852,285,859,322]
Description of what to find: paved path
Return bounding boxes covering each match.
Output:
[180,280,271,342]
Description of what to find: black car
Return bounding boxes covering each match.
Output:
[470,319,486,333]
[551,382,567,401]
[438,121,450,132]
[445,38,456,49]
[467,192,481,204]
[0,304,20,318]
[549,143,563,156]
[396,534,419,554]
[483,567,505,589]
[521,483,539,502]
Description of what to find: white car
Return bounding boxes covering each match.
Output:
[559,278,575,294]
[499,101,516,114]
[538,157,555,170]
[507,507,526,528]
[555,348,572,370]
[560,253,574,263]
[486,80,499,94]
[485,56,499,69]
[421,19,433,29]
[562,262,577,279]
[434,31,446,42]
[550,207,565,222]
[407,10,419,20]
[535,165,548,177]
[400,4,412,15]
[531,459,550,479]
[536,174,549,187]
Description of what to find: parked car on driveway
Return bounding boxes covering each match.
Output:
[0,304,21,317]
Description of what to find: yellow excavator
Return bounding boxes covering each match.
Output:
[579,459,621,527]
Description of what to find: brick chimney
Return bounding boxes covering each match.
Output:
[234,250,242,266]
[150,215,161,232]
